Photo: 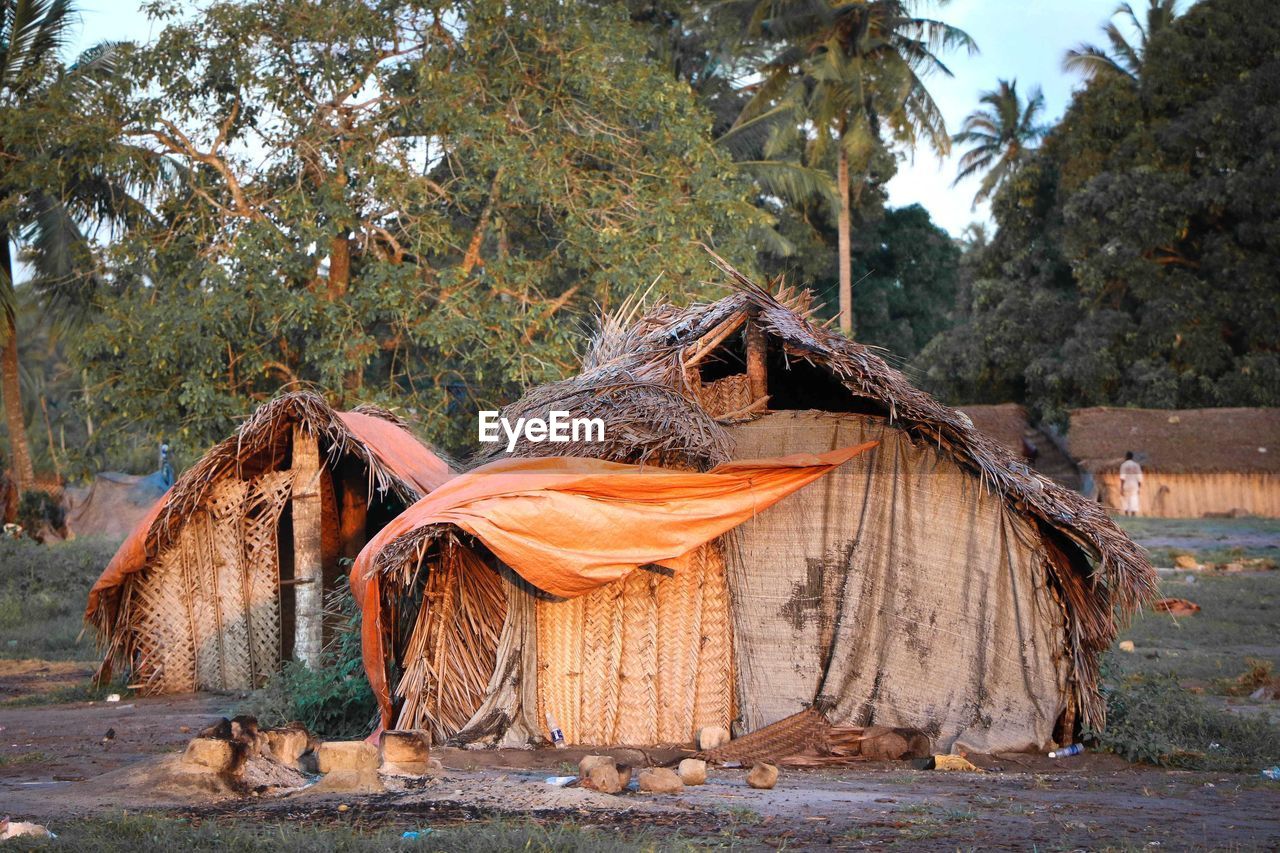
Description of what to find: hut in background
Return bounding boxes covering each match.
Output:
[362,261,1154,755]
[958,403,1030,456]
[960,403,1081,490]
[86,392,452,694]
[1069,407,1279,518]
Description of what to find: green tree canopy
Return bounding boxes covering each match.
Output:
[918,0,1280,422]
[76,0,760,456]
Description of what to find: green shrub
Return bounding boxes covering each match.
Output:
[241,581,376,738]
[16,489,66,536]
[1090,672,1280,770]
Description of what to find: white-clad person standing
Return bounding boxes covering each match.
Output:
[1119,451,1143,517]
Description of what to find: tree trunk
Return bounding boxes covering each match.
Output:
[291,425,324,669]
[0,234,35,492]
[744,318,768,400]
[837,146,853,337]
[328,234,351,300]
[338,478,367,560]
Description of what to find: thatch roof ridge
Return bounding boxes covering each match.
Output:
[153,392,436,555]
[1069,406,1280,474]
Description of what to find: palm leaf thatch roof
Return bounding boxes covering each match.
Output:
[406,254,1156,730]
[85,391,453,636]
[1069,407,1280,474]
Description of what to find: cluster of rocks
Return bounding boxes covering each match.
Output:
[575,725,778,797]
[180,716,439,795]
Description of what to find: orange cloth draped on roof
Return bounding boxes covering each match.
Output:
[351,441,878,728]
[337,412,453,495]
[84,413,454,624]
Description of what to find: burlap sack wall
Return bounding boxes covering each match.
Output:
[725,411,1069,754]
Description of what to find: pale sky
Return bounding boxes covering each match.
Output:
[66,0,1135,237]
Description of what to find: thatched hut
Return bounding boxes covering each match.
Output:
[957,403,1031,456]
[359,262,1155,754]
[1069,407,1279,518]
[86,392,452,694]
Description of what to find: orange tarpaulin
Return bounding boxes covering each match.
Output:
[85,411,455,625]
[337,412,454,495]
[351,442,878,727]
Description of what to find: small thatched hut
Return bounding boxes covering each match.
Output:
[1069,407,1279,518]
[86,392,452,694]
[358,261,1155,754]
[957,403,1031,456]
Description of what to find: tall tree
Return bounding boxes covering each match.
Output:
[1063,0,1180,81]
[920,0,1279,420]
[77,0,758,456]
[952,79,1045,207]
[0,0,139,491]
[740,0,974,336]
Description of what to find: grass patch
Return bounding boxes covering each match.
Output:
[0,750,49,767]
[1114,572,1280,686]
[0,537,117,661]
[1115,516,1280,565]
[0,678,121,708]
[0,813,693,852]
[1089,672,1280,771]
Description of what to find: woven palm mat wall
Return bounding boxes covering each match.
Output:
[535,543,733,745]
[130,471,293,693]
[394,545,508,743]
[724,410,1071,755]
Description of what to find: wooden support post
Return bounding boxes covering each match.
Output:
[291,425,324,669]
[338,478,368,560]
[745,317,768,400]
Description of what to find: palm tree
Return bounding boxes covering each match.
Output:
[1063,0,1179,82]
[1,0,139,492]
[739,0,975,335]
[952,79,1045,207]
[714,101,839,256]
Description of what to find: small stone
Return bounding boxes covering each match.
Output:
[178,726,191,734]
[746,762,778,789]
[678,758,707,785]
[638,767,684,794]
[381,730,430,775]
[1118,640,1136,653]
[697,726,730,750]
[337,804,349,812]
[585,762,623,794]
[616,764,632,788]
[182,737,235,772]
[265,728,309,767]
[1173,554,1199,570]
[317,741,379,773]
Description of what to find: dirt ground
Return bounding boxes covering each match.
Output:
[1,683,1277,850]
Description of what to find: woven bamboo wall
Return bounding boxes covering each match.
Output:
[1094,471,1279,518]
[535,543,734,745]
[129,471,293,693]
